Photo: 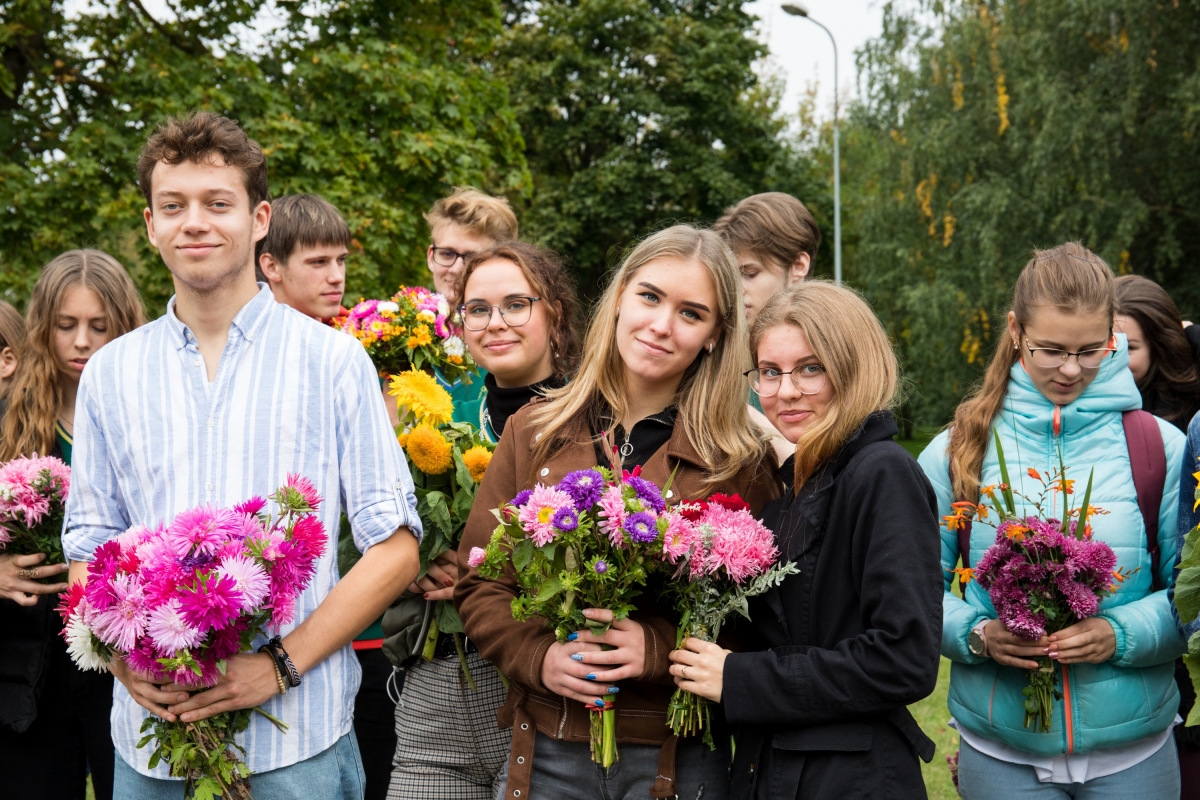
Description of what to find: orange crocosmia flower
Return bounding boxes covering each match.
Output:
[1111,570,1127,584]
[976,504,989,520]
[1005,525,1029,542]
[952,566,974,585]
[1054,477,1075,495]
[943,514,965,531]
[1083,524,1094,539]
[980,484,998,501]
[951,501,977,512]
[1027,468,1043,483]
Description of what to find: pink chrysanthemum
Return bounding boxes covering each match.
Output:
[166,506,241,557]
[518,484,575,547]
[178,572,244,632]
[216,555,270,613]
[146,599,205,653]
[704,505,779,584]
[89,573,148,652]
[283,473,322,512]
[289,515,327,564]
[661,510,698,563]
[597,486,628,547]
[124,637,167,680]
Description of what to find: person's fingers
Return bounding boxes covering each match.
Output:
[425,560,456,588]
[413,574,443,594]
[422,586,454,602]
[433,548,459,568]
[582,608,614,624]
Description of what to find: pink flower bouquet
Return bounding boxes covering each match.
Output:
[470,467,676,767]
[662,493,797,746]
[58,475,327,799]
[0,454,70,566]
[944,431,1131,732]
[333,287,474,384]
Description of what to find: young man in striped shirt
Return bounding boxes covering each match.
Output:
[63,111,422,799]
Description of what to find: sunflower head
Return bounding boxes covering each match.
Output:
[462,445,493,483]
[388,368,454,426]
[406,423,454,475]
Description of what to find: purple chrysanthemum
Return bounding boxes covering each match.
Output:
[552,506,579,532]
[560,470,605,512]
[623,511,658,544]
[511,489,534,508]
[627,476,666,513]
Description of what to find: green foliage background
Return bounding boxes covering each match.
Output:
[4,0,1200,429]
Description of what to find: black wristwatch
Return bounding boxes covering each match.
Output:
[258,636,302,688]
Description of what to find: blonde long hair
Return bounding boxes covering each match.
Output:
[530,225,766,487]
[947,242,1115,502]
[751,282,899,492]
[0,250,144,460]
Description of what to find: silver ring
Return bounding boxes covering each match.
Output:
[681,665,688,680]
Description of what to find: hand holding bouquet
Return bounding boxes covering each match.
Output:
[945,432,1130,732]
[469,467,676,767]
[58,475,327,799]
[0,454,70,566]
[662,493,798,746]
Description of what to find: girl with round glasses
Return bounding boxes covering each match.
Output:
[919,243,1187,799]
[456,225,780,800]
[388,242,581,800]
[671,282,943,799]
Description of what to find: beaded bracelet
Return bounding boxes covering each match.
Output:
[258,636,302,689]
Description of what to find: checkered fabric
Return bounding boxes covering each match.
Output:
[388,651,511,799]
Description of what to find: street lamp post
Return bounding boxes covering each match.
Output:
[781,3,841,286]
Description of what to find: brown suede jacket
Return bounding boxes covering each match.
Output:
[455,401,780,794]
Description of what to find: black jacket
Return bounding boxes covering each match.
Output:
[722,411,943,800]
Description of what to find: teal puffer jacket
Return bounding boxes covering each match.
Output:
[918,337,1187,756]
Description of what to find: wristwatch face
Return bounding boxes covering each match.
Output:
[968,628,985,656]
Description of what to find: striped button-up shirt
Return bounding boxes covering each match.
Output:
[63,285,422,778]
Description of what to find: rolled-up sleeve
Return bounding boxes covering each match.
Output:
[335,345,422,551]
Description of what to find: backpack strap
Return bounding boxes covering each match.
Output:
[1123,409,1167,591]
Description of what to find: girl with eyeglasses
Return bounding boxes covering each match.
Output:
[455,225,780,800]
[388,241,581,800]
[669,282,943,799]
[918,243,1188,799]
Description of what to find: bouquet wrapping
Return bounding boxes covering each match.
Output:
[470,467,677,767]
[0,454,71,566]
[58,475,327,799]
[662,493,798,746]
[333,287,474,384]
[945,432,1129,732]
[389,368,495,681]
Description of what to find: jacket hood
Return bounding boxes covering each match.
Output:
[1003,332,1142,439]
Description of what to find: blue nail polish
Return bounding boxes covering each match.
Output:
[586,674,596,680]
[595,699,606,707]
[566,632,578,642]
[571,653,583,662]
[606,686,620,694]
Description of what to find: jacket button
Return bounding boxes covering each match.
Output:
[665,490,673,499]
[539,468,549,477]
[514,792,521,798]
[517,756,525,764]
[520,723,529,730]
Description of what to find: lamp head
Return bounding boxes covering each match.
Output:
[781,3,810,17]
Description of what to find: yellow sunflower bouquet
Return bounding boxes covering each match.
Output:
[389,369,496,681]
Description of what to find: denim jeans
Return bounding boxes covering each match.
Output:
[957,736,1180,800]
[113,729,365,800]
[496,731,730,800]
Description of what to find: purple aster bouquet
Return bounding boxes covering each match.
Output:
[945,431,1129,732]
[57,474,327,799]
[468,466,676,768]
[0,454,70,567]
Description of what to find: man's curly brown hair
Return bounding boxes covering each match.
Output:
[137,111,269,209]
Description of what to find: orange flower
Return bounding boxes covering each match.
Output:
[1054,477,1075,495]
[980,484,998,502]
[943,513,967,531]
[1005,525,1029,542]
[976,504,990,520]
[951,501,977,512]
[1027,467,1043,483]
[952,566,974,586]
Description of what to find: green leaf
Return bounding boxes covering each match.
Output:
[512,539,534,572]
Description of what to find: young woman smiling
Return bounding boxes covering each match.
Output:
[455,225,780,800]
[669,282,943,799]
[0,249,143,800]
[919,243,1187,799]
[388,242,581,800]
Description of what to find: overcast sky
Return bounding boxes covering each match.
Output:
[746,0,888,121]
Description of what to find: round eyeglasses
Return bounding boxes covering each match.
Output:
[1022,337,1115,371]
[458,297,541,331]
[430,246,476,268]
[743,365,827,398]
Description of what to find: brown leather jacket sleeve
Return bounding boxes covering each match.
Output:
[454,416,558,691]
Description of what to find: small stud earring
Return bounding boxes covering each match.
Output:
[707,342,714,353]
[1013,340,1019,350]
